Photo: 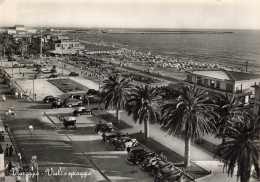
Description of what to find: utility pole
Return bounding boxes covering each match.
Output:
[11,51,13,77]
[245,61,248,72]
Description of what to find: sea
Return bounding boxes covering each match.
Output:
[67,28,260,72]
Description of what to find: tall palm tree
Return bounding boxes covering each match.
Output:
[215,116,259,182]
[161,85,217,167]
[213,93,246,143]
[101,74,133,123]
[126,84,162,142]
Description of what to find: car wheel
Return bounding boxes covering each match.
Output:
[68,104,72,108]
[46,100,49,103]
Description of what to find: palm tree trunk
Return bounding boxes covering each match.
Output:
[144,118,150,142]
[184,135,191,167]
[116,103,120,123]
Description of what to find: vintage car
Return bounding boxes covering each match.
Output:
[62,117,76,130]
[69,72,79,76]
[52,99,62,109]
[43,95,58,103]
[101,131,127,142]
[94,122,114,134]
[113,136,138,151]
[73,107,92,116]
[68,94,82,100]
[126,148,155,165]
[64,98,83,107]
[140,156,161,172]
[154,166,182,182]
[150,160,174,176]
[49,74,59,78]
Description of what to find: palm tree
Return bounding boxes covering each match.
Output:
[161,85,217,167]
[18,39,28,57]
[213,93,246,143]
[0,32,13,60]
[101,74,133,123]
[215,116,259,182]
[126,84,162,142]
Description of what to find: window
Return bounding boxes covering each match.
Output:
[197,76,203,85]
[187,75,192,83]
[216,81,220,89]
[210,80,215,88]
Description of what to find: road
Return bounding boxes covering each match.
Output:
[0,71,153,182]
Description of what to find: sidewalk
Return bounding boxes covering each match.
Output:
[107,110,258,182]
[0,117,25,182]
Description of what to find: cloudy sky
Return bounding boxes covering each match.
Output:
[0,0,259,29]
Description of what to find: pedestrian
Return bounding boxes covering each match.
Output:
[29,125,33,135]
[9,145,13,156]
[5,161,12,176]
[16,174,22,182]
[34,93,37,100]
[5,144,9,156]
[22,72,24,77]
[0,131,3,141]
[9,82,12,88]
[2,94,6,102]
[15,92,18,99]
[19,91,23,98]
[17,152,22,162]
[25,90,28,99]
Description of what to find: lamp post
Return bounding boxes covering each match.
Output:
[11,51,13,77]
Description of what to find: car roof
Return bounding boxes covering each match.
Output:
[78,107,86,110]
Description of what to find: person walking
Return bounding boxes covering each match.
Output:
[5,161,12,176]
[29,125,33,135]
[19,91,23,98]
[15,91,18,99]
[5,144,9,156]
[2,94,6,102]
[34,93,37,100]
[9,145,13,156]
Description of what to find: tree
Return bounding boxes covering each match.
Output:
[101,74,133,123]
[215,116,259,182]
[213,93,246,143]
[126,84,162,142]
[161,85,217,167]
[0,32,14,60]
[18,39,28,57]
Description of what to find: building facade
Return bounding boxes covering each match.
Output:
[51,39,85,54]
[186,69,260,103]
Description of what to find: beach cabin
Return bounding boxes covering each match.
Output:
[185,69,260,103]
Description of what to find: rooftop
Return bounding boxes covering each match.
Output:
[188,69,260,82]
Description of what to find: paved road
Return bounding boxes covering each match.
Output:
[0,72,153,182]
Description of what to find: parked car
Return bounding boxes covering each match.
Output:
[73,107,92,116]
[101,131,127,142]
[13,64,20,68]
[94,122,114,134]
[127,148,155,165]
[140,156,161,172]
[68,94,82,100]
[86,89,99,96]
[43,95,58,103]
[49,74,59,78]
[64,98,83,107]
[154,166,182,182]
[62,117,76,130]
[149,160,173,176]
[113,136,138,151]
[69,72,79,76]
[52,100,62,109]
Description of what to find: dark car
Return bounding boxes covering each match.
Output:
[150,160,173,177]
[49,74,59,78]
[52,99,62,109]
[13,64,20,68]
[94,122,114,134]
[43,95,57,103]
[69,72,79,76]
[113,136,138,151]
[127,149,155,165]
[154,166,182,182]
[73,107,92,116]
[62,117,76,130]
[101,131,127,143]
[86,89,99,96]
[140,156,161,172]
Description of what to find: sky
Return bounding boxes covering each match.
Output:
[0,0,260,29]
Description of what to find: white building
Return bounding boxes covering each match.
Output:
[186,69,260,103]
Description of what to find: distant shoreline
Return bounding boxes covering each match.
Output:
[102,30,234,34]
